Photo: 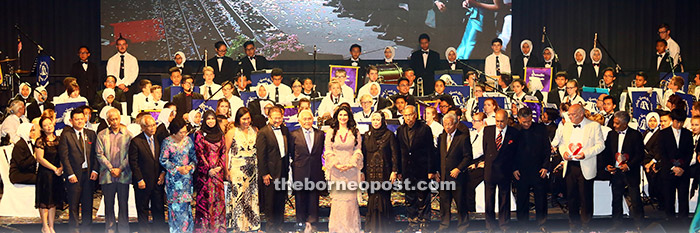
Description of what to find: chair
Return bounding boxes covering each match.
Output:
[0,145,40,217]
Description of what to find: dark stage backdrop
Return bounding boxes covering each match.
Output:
[1,0,699,100]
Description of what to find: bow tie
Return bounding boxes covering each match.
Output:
[271,126,281,130]
[249,56,255,60]
[558,88,565,92]
[573,124,581,128]
[523,55,529,58]
[422,51,429,54]
[217,57,224,60]
[618,130,626,135]
[545,62,552,65]
[373,97,378,101]
[81,61,88,64]
[657,54,663,58]
[593,63,599,67]
[185,93,192,97]
[577,64,583,67]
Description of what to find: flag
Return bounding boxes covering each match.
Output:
[36,55,51,87]
[17,34,22,56]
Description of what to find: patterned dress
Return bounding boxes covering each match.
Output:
[160,136,196,233]
[194,131,226,233]
[325,129,363,233]
[225,126,261,231]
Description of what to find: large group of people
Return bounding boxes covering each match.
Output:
[1,21,699,233]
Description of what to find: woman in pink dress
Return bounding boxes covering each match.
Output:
[194,110,226,232]
[325,105,363,233]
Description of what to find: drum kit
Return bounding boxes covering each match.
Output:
[0,57,28,92]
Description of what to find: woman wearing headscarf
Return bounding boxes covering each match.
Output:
[11,82,37,106]
[9,122,38,184]
[642,111,665,213]
[512,39,541,76]
[93,88,122,113]
[248,85,273,129]
[643,112,660,144]
[361,112,398,233]
[383,46,395,64]
[27,86,55,121]
[174,51,190,75]
[187,110,202,131]
[538,47,562,75]
[160,117,196,233]
[156,105,176,144]
[194,110,226,232]
[566,48,596,87]
[442,47,468,78]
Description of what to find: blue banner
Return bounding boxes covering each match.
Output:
[36,55,51,87]
[191,99,218,112]
[239,91,257,107]
[55,101,88,130]
[250,71,272,87]
[678,93,695,117]
[444,86,470,108]
[379,84,398,99]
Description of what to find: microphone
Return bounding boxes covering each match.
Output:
[541,26,546,43]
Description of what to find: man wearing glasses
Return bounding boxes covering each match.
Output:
[390,77,417,106]
[239,41,269,79]
[267,68,292,104]
[206,41,238,85]
[71,46,100,102]
[657,23,681,67]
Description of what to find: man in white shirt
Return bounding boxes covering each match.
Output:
[333,69,355,100]
[221,81,244,117]
[658,23,681,67]
[354,94,374,123]
[484,38,511,77]
[267,68,292,104]
[132,79,153,118]
[106,36,139,92]
[199,66,223,100]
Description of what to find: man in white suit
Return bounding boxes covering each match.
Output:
[557,104,605,232]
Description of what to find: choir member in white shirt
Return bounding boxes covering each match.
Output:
[658,23,680,67]
[301,78,321,99]
[354,94,374,123]
[509,79,530,113]
[318,80,352,118]
[148,85,167,110]
[424,106,443,147]
[199,66,224,100]
[131,79,152,118]
[267,68,292,104]
[283,79,306,105]
[483,98,499,125]
[333,69,355,100]
[465,85,485,122]
[562,80,585,105]
[54,80,89,105]
[661,76,684,111]
[221,81,244,115]
[693,72,700,102]
[106,36,139,92]
[356,66,380,100]
[484,38,511,77]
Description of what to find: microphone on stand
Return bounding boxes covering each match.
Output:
[542,26,546,43]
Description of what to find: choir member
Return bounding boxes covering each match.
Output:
[654,109,693,221]
[149,85,167,110]
[589,48,608,80]
[70,46,100,102]
[318,80,352,118]
[652,39,673,84]
[539,47,562,75]
[132,79,153,118]
[11,82,36,107]
[512,39,541,76]
[601,68,624,101]
[346,44,366,90]
[356,65,380,99]
[200,66,224,100]
[106,36,139,93]
[601,95,617,129]
[409,33,439,95]
[267,68,292,104]
[162,67,183,101]
[661,76,684,110]
[96,75,127,106]
[221,81,244,116]
[206,41,238,85]
[233,74,250,97]
[282,79,305,105]
[566,48,595,87]
[435,113,471,232]
[657,23,680,67]
[173,75,204,120]
[354,94,374,123]
[334,69,355,101]
[496,73,512,93]
[465,85,485,122]
[27,86,54,121]
[301,78,321,99]
[442,47,467,75]
[390,77,417,106]
[239,41,270,79]
[562,80,585,105]
[485,38,511,77]
[173,51,191,75]
[482,109,518,232]
[383,46,395,64]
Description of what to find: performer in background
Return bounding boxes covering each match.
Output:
[267,68,292,104]
[538,47,562,75]
[484,38,511,77]
[239,41,269,79]
[511,40,541,77]
[566,48,595,87]
[173,51,192,75]
[302,78,321,99]
[589,48,608,80]
[70,46,100,102]
[383,46,395,64]
[173,76,204,121]
[409,33,439,95]
[106,36,139,94]
[657,23,680,68]
[346,44,366,92]
[207,41,238,85]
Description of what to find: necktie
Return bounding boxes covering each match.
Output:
[119,55,125,79]
[495,130,502,151]
[78,132,85,152]
[305,130,313,153]
[208,86,213,99]
[275,86,280,102]
[495,56,501,75]
[148,136,155,158]
[447,134,453,150]
[333,96,338,104]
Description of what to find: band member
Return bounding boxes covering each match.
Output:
[239,41,270,79]
[654,109,693,221]
[409,33,439,95]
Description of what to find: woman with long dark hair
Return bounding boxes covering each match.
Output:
[361,112,398,233]
[194,110,226,232]
[325,105,363,233]
[34,113,65,233]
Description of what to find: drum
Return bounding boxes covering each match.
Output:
[376,63,402,85]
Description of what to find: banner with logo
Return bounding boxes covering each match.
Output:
[191,99,218,112]
[678,92,695,117]
[330,65,359,93]
[444,86,470,108]
[659,72,689,93]
[36,55,51,87]
[55,101,88,130]
[250,70,272,87]
[524,67,552,92]
[379,84,398,99]
[239,91,257,107]
[631,90,658,131]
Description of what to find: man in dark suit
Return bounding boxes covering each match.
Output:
[650,39,673,86]
[346,44,366,92]
[206,41,238,85]
[70,46,100,102]
[289,110,324,232]
[513,107,550,232]
[59,107,98,233]
[396,105,437,232]
[390,77,417,106]
[547,72,569,108]
[239,41,269,79]
[600,68,625,102]
[172,75,203,121]
[256,106,291,233]
[128,115,166,233]
[511,40,542,77]
[654,109,693,221]
[602,111,645,231]
[435,113,471,232]
[601,95,617,129]
[232,74,251,97]
[482,109,518,232]
[162,67,183,101]
[409,33,439,95]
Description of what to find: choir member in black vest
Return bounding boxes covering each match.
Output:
[409,34,439,95]
[547,71,569,108]
[538,47,562,75]
[601,95,617,129]
[589,48,609,81]
[601,68,625,102]
[206,41,238,85]
[513,107,550,232]
[256,106,291,233]
[173,75,204,121]
[232,74,251,97]
[290,110,324,233]
[239,41,270,79]
[435,113,471,232]
[482,109,519,232]
[566,48,596,88]
[651,39,673,86]
[173,51,193,75]
[512,39,541,77]
[654,109,693,221]
[162,67,183,101]
[602,111,645,232]
[70,46,100,103]
[397,105,437,232]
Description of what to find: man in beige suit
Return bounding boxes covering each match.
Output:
[557,104,605,232]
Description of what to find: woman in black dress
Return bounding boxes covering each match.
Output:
[34,114,64,233]
[361,112,399,233]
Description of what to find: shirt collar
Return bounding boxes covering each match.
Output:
[73,127,84,136]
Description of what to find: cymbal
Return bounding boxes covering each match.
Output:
[15,69,30,74]
[0,58,17,63]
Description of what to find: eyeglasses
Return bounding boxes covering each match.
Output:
[361,101,372,104]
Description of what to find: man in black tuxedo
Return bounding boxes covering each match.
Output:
[128,115,166,233]
[547,72,568,107]
[513,108,550,232]
[435,113,471,232]
[59,107,98,233]
[654,109,693,221]
[206,41,238,85]
[397,105,437,232]
[482,109,518,232]
[651,39,673,86]
[537,48,562,75]
[601,95,617,129]
[70,46,100,102]
[239,41,269,79]
[390,77,417,106]
[162,67,183,101]
[602,111,645,231]
[172,75,203,121]
[511,40,542,77]
[233,74,251,97]
[256,106,291,233]
[289,110,324,232]
[346,44,366,92]
[409,33,439,95]
[600,68,625,102]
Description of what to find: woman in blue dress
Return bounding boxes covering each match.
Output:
[160,118,197,233]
